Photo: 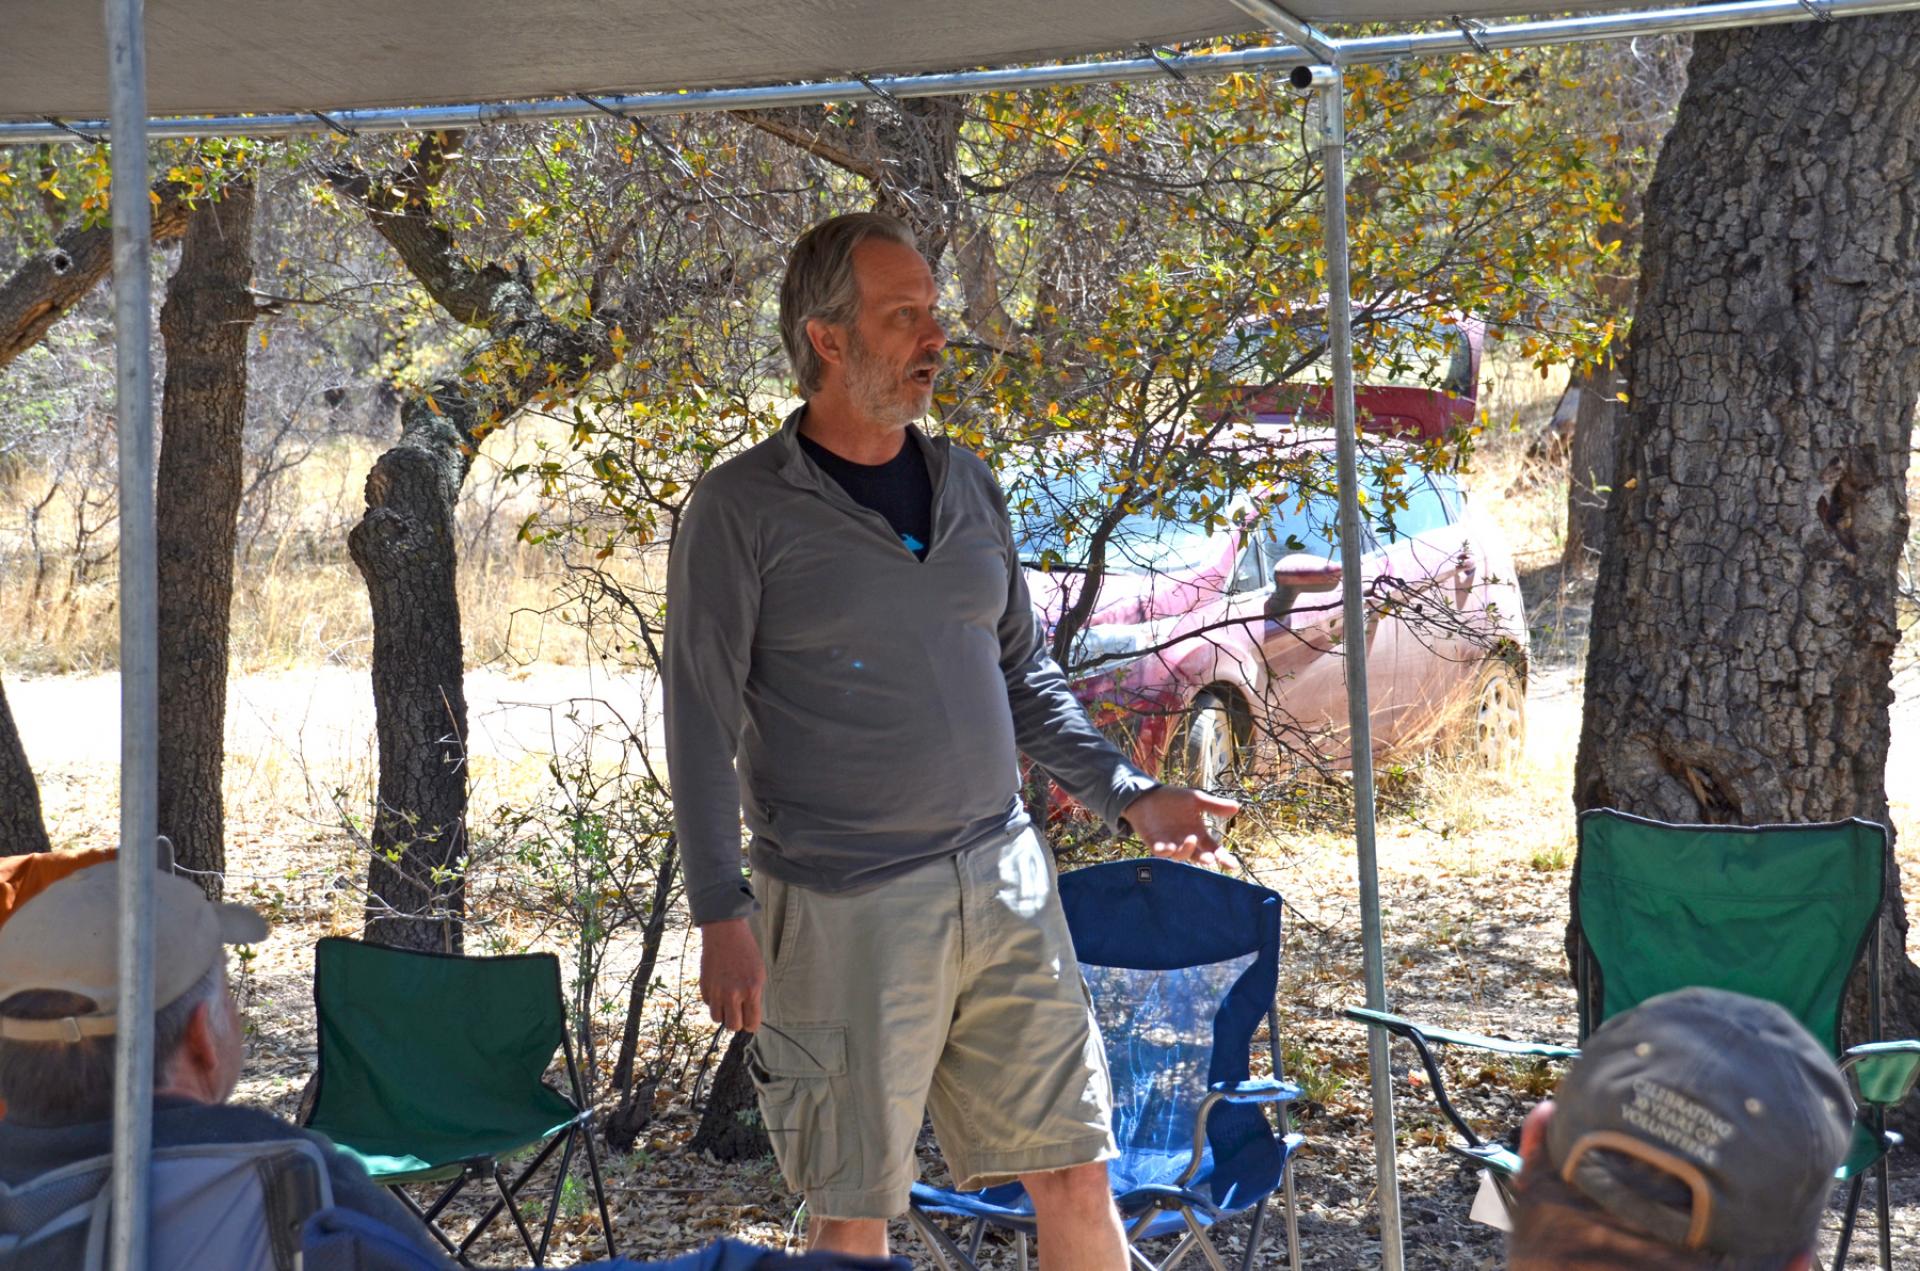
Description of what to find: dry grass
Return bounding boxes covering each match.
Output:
[0,415,631,675]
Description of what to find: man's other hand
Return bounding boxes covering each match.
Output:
[1123,786,1241,870]
[699,917,765,1033]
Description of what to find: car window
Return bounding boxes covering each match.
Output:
[1254,493,1342,564]
[1230,538,1267,593]
[1368,475,1452,544]
[1217,312,1473,396]
[1008,468,1225,575]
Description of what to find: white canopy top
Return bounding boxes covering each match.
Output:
[3,0,1657,120]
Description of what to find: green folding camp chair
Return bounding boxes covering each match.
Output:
[304,938,616,1268]
[1347,808,1920,1269]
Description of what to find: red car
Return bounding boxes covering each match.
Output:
[1013,436,1527,795]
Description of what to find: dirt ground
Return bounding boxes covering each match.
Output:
[11,563,1920,1268]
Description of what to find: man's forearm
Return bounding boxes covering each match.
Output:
[1005,646,1159,829]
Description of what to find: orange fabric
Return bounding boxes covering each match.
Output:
[0,849,116,931]
[0,848,112,1121]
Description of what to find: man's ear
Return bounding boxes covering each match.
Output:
[1518,1099,1556,1175]
[806,317,847,372]
[174,1000,221,1081]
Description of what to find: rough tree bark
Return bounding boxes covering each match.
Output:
[1562,204,1637,571]
[322,133,620,952]
[0,679,50,856]
[1560,357,1619,569]
[0,182,191,371]
[1573,16,1920,1084]
[156,182,257,899]
[688,1030,771,1162]
[0,179,195,857]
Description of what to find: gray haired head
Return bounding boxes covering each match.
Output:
[779,212,918,397]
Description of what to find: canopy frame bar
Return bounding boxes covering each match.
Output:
[7,0,1915,146]
[62,1,1920,1268]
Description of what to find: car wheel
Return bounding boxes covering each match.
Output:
[1171,692,1241,789]
[1167,692,1242,842]
[1465,658,1526,769]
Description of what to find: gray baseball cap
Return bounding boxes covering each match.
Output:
[1546,986,1853,1258]
[0,860,266,1042]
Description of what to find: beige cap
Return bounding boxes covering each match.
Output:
[0,860,267,1043]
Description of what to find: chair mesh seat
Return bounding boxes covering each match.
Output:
[911,858,1304,1269]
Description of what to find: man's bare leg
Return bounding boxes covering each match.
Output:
[808,1216,889,1257]
[1024,1162,1127,1271]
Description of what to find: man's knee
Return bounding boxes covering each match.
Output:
[1021,1161,1113,1209]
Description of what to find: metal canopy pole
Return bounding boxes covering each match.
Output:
[1233,7,1405,1264]
[104,0,158,1266]
[1310,63,1407,1271]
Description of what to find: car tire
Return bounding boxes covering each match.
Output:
[1170,691,1242,789]
[1463,657,1526,769]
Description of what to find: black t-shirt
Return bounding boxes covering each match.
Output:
[799,431,934,560]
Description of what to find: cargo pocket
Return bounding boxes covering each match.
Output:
[746,1023,859,1193]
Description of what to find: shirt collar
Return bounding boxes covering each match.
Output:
[776,403,949,490]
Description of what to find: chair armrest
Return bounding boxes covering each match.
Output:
[1842,1041,1920,1106]
[1171,1080,1306,1188]
[1344,1007,1580,1060]
[1344,1005,1575,1154]
[1208,1077,1301,1106]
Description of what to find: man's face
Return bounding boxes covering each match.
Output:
[834,238,946,426]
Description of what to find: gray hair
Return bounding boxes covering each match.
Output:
[779,212,918,397]
[0,962,226,1123]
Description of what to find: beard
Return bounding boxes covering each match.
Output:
[844,328,936,427]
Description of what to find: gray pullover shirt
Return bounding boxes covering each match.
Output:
[665,409,1158,924]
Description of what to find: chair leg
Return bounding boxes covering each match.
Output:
[1283,1165,1302,1271]
[493,1162,545,1266]
[906,1207,982,1271]
[965,1217,987,1261]
[532,1126,580,1265]
[1235,1198,1269,1271]
[1176,1208,1231,1271]
[1874,1153,1892,1271]
[1834,1172,1866,1269]
[392,1184,469,1265]
[459,1133,572,1261]
[1016,1229,1029,1271]
[578,1116,618,1259]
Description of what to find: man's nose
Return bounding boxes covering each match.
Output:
[921,313,948,353]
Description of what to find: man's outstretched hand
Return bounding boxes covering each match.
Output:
[1123,786,1241,869]
[700,917,765,1033]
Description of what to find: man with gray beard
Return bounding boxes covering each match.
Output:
[666,213,1237,1267]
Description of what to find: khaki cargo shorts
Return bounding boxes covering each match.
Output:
[744,827,1116,1220]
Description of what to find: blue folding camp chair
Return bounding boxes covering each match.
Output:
[909,858,1305,1270]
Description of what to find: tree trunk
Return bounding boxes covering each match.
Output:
[324,135,619,951]
[688,1030,771,1162]
[1560,356,1619,571]
[1573,17,1920,1086]
[0,678,50,856]
[156,182,257,900]
[611,838,681,1092]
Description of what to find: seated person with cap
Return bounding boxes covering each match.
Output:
[0,859,450,1268]
[1508,985,1853,1271]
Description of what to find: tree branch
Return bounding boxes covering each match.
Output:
[0,181,193,371]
